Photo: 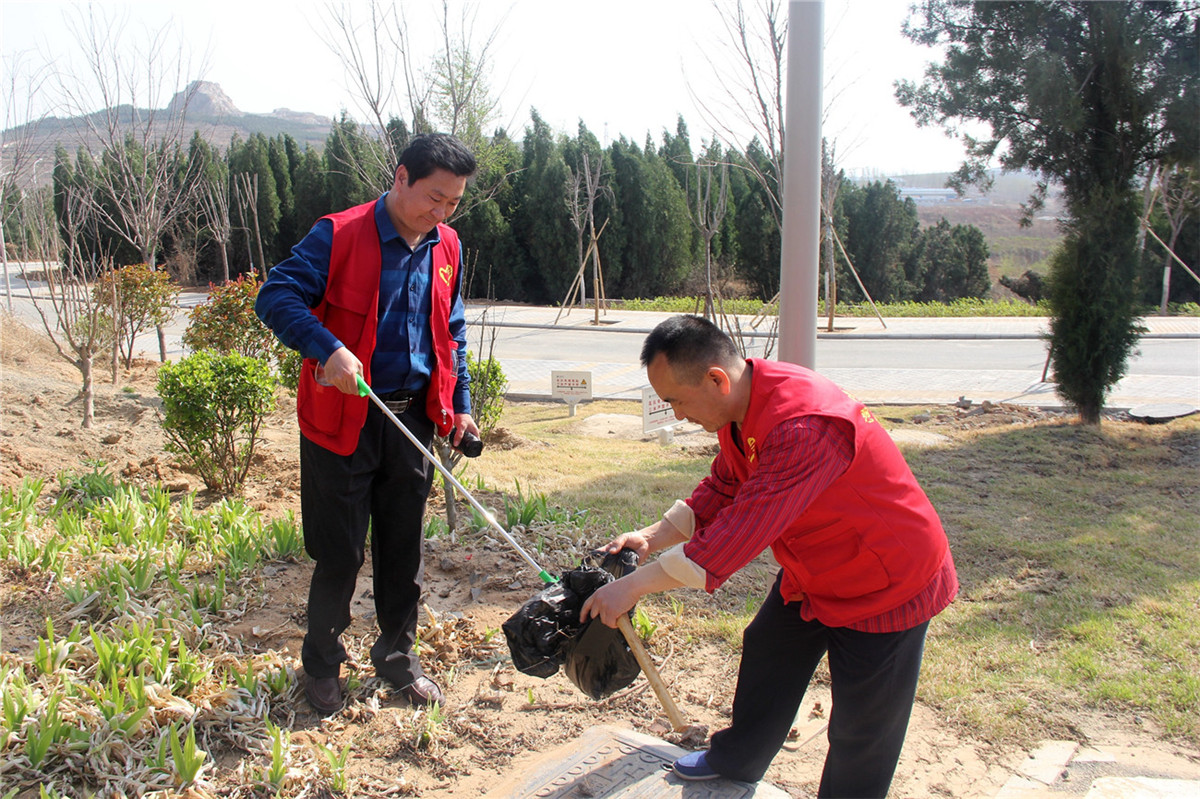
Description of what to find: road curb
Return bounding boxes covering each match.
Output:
[465,319,1198,341]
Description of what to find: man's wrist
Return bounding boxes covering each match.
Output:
[662,499,694,540]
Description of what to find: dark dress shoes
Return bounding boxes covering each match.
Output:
[305,675,344,715]
[400,676,444,708]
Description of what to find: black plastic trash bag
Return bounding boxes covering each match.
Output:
[502,549,642,699]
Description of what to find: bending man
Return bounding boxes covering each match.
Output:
[582,314,957,797]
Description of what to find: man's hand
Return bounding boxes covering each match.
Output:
[322,347,363,395]
[452,413,480,448]
[595,531,652,564]
[579,561,685,628]
[580,576,642,628]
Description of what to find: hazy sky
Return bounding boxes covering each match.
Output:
[2,0,970,176]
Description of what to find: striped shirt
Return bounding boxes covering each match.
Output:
[685,414,957,633]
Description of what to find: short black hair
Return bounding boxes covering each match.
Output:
[397,133,477,184]
[640,315,741,384]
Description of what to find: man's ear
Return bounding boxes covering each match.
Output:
[707,367,733,396]
[394,164,408,186]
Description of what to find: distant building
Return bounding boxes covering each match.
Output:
[897,187,959,204]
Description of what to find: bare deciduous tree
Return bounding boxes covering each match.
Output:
[52,5,207,360]
[693,0,787,228]
[562,149,612,322]
[688,150,730,321]
[1154,163,1198,315]
[431,0,503,149]
[1,53,54,313]
[821,137,841,331]
[234,173,266,280]
[693,0,856,235]
[325,0,415,190]
[198,178,234,283]
[55,5,206,270]
[323,0,511,214]
[19,185,114,429]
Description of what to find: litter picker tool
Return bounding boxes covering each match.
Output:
[354,375,688,730]
[354,374,553,584]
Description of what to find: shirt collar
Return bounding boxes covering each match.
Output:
[375,193,442,250]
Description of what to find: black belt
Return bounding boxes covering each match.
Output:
[377,388,423,415]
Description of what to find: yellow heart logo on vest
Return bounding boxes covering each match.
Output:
[439,264,453,286]
[747,437,757,462]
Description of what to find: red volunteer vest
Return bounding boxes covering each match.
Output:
[709,359,949,627]
[296,201,461,455]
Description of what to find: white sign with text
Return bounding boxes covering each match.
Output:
[642,386,678,434]
[551,370,592,400]
[552,370,592,416]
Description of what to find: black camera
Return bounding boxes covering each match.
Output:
[455,431,484,458]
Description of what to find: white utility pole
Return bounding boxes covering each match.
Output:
[778,0,823,368]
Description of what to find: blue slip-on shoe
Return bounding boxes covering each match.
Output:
[671,750,720,781]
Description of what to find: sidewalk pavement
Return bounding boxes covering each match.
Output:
[466,303,1200,411]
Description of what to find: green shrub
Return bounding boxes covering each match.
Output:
[467,351,507,437]
[183,275,282,363]
[277,349,302,395]
[94,263,180,368]
[157,351,277,494]
[616,295,1062,317]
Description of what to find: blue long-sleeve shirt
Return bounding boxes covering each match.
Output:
[255,195,472,415]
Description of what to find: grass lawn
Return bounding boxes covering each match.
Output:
[463,401,1200,746]
[907,418,1200,742]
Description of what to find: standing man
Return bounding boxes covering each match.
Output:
[582,315,958,797]
[256,133,478,715]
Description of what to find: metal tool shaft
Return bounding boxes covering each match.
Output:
[355,375,554,584]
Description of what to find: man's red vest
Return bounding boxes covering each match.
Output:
[295,201,461,455]
[709,359,949,627]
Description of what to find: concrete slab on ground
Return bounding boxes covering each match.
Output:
[1017,740,1080,784]
[1085,777,1200,798]
[992,739,1200,799]
[486,725,789,798]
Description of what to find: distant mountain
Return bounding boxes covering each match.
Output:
[3,81,334,186]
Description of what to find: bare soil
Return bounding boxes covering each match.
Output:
[2,313,1195,798]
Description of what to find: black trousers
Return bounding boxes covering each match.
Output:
[706,572,929,798]
[298,398,435,686]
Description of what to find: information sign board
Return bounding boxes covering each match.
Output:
[642,387,677,435]
[552,370,592,416]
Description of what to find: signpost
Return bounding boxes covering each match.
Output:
[551,370,592,416]
[642,387,678,445]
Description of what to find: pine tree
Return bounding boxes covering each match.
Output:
[898,1,1197,422]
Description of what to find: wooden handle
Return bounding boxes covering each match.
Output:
[617,614,688,732]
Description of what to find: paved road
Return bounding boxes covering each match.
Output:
[5,280,1198,411]
[467,304,1200,410]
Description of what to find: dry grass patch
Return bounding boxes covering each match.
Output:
[904,415,1200,744]
[461,400,712,531]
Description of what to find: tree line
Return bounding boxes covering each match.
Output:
[4,0,1193,429]
[7,112,999,308]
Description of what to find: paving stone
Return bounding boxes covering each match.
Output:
[1016,740,1079,785]
[1127,403,1199,423]
[888,428,951,448]
[487,725,790,798]
[1084,777,1200,798]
